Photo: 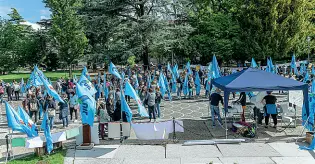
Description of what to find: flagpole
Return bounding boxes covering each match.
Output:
[120,78,123,144]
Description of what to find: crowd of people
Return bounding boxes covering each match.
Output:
[0,62,312,139]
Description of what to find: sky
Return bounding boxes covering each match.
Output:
[0,0,50,29]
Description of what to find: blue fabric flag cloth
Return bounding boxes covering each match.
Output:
[291,55,298,74]
[195,71,201,95]
[167,63,173,74]
[41,112,53,154]
[300,96,315,150]
[186,61,192,75]
[76,83,96,126]
[109,62,122,79]
[211,55,221,78]
[158,73,166,97]
[18,106,38,137]
[312,65,315,75]
[103,73,109,99]
[251,58,258,68]
[35,66,64,103]
[81,66,91,80]
[20,78,25,93]
[183,74,189,96]
[121,92,133,122]
[125,81,149,117]
[78,74,97,96]
[5,102,34,137]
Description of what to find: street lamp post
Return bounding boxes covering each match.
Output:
[307,36,311,64]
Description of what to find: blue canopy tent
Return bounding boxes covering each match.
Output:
[211,68,310,135]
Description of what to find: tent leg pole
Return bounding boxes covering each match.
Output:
[225,114,227,139]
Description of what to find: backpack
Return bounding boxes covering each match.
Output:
[29,99,38,112]
[0,86,4,94]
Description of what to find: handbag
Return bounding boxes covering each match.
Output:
[48,108,55,117]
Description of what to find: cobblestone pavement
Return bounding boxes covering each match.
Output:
[0,90,307,161]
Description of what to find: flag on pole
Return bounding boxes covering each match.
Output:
[158,73,166,97]
[76,83,96,126]
[40,112,53,154]
[124,81,149,117]
[195,71,201,95]
[211,55,221,78]
[186,61,192,75]
[109,62,122,79]
[291,55,297,74]
[35,67,64,103]
[18,106,38,137]
[251,58,258,68]
[103,73,109,99]
[81,66,91,80]
[20,78,25,93]
[5,102,34,137]
[312,65,315,75]
[167,63,173,74]
[183,73,189,96]
[78,74,97,96]
[121,92,133,122]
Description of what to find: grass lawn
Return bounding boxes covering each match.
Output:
[8,149,66,164]
[0,71,81,82]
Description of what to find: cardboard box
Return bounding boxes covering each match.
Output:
[306,132,314,145]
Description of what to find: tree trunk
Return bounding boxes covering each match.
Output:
[142,45,149,70]
[69,64,72,78]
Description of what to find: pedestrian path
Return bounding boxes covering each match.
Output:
[65,142,315,164]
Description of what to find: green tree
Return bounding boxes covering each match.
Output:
[236,0,315,61]
[44,0,88,77]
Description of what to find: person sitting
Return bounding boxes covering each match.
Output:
[262,91,278,128]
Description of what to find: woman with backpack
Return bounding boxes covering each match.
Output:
[45,96,56,130]
[28,94,39,123]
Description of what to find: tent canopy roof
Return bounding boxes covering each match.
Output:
[212,68,307,92]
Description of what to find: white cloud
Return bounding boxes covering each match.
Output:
[0,6,11,18]
[40,9,51,16]
[20,21,41,30]
[40,15,49,20]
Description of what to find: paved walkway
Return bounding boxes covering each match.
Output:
[65,142,315,164]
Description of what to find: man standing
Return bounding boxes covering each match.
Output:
[262,91,277,128]
[146,88,156,122]
[209,88,223,127]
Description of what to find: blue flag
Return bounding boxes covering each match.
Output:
[109,62,122,79]
[121,92,133,122]
[195,71,201,95]
[312,65,315,75]
[186,61,192,75]
[78,74,97,96]
[167,63,173,74]
[76,83,96,126]
[20,78,25,93]
[125,81,149,117]
[303,71,309,83]
[183,74,189,96]
[171,73,177,93]
[35,67,64,103]
[5,102,34,137]
[41,112,53,154]
[81,66,91,80]
[18,106,38,137]
[251,58,258,68]
[312,80,315,93]
[211,55,221,78]
[291,55,298,74]
[158,73,166,97]
[134,73,139,89]
[103,73,109,99]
